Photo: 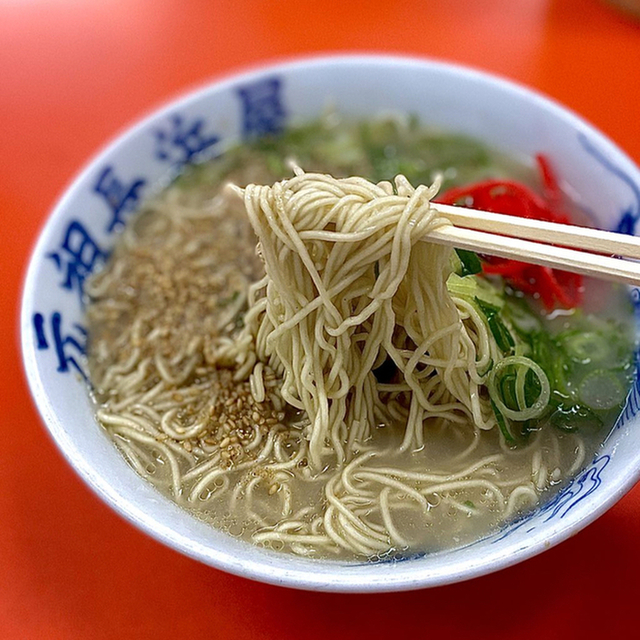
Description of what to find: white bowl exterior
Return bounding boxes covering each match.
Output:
[21,55,640,592]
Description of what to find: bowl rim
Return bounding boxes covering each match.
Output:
[20,52,640,592]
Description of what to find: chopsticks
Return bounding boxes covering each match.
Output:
[426,202,640,286]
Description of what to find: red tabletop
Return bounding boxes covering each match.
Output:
[2,1,640,638]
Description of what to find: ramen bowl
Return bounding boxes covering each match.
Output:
[21,55,640,592]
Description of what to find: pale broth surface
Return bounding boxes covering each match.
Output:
[86,117,634,560]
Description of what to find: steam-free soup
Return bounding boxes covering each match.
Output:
[86,116,635,560]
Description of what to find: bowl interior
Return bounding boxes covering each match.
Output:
[21,55,640,592]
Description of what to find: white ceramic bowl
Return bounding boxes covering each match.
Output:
[21,55,640,592]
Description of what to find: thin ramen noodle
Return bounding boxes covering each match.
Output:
[86,116,634,559]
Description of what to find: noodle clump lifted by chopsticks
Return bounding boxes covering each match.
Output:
[227,169,500,471]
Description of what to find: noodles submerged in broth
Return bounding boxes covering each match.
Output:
[86,116,634,560]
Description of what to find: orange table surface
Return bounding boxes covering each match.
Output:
[2,1,640,638]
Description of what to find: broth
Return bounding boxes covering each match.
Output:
[86,116,635,560]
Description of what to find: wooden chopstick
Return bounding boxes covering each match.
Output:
[433,202,640,261]
[424,207,640,286]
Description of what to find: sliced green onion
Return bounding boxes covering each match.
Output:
[491,399,515,443]
[447,273,478,298]
[550,403,603,432]
[491,317,515,353]
[498,372,519,411]
[530,333,571,397]
[455,249,482,276]
[578,370,625,410]
[562,331,610,364]
[524,367,542,406]
[515,365,528,413]
[474,297,515,353]
[488,356,551,421]
[477,358,494,378]
[504,299,542,336]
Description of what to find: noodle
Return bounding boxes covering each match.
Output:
[86,117,631,560]
[229,171,496,473]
